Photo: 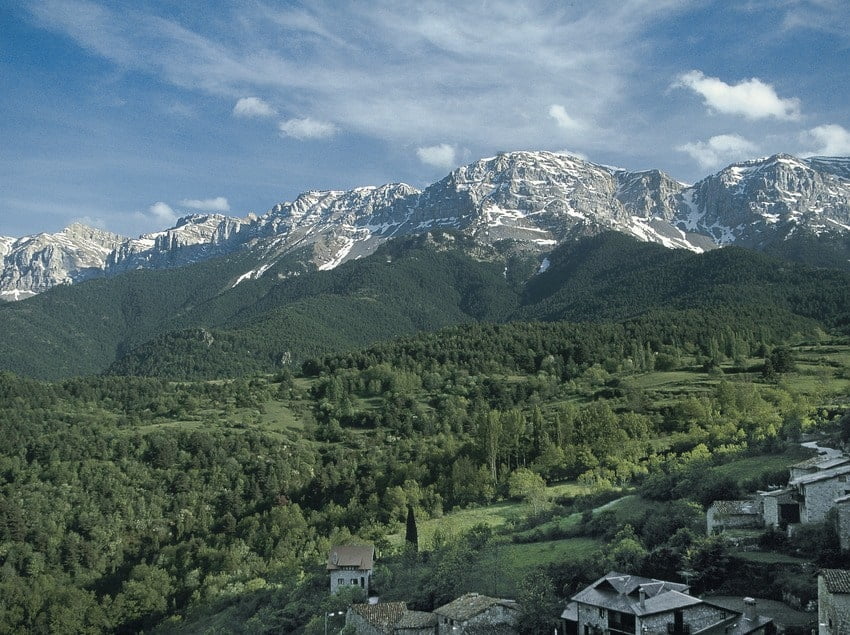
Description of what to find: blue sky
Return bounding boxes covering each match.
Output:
[2,0,849,238]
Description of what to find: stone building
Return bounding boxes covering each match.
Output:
[790,464,850,524]
[327,544,375,595]
[345,602,437,635]
[432,592,520,634]
[818,569,850,635]
[789,455,849,481]
[760,487,799,529]
[836,496,850,551]
[706,500,763,534]
[564,571,774,634]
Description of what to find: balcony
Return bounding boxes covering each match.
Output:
[667,623,691,634]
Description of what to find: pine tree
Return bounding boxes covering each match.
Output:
[405,505,418,552]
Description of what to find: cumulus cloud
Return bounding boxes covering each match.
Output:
[149,201,177,224]
[278,117,337,140]
[416,144,458,170]
[802,124,850,156]
[180,196,230,212]
[676,134,759,170]
[675,71,801,121]
[549,104,584,131]
[233,97,276,118]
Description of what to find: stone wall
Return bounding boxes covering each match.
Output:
[818,577,850,634]
[802,477,850,523]
[573,602,607,634]
[761,490,794,528]
[331,568,370,594]
[838,501,850,551]
[346,610,384,635]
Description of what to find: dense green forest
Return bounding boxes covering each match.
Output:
[2,232,850,380]
[2,233,850,632]
[1,319,848,632]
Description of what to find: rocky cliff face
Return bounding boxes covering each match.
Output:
[676,154,850,247]
[0,224,125,300]
[107,214,249,272]
[3,151,850,300]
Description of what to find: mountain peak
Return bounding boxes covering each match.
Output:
[4,150,850,300]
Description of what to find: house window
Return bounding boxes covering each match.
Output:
[608,610,635,632]
[598,608,604,618]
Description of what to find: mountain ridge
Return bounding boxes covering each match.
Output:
[3,150,850,300]
[3,229,848,380]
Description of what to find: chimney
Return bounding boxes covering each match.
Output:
[639,587,646,610]
[743,597,756,622]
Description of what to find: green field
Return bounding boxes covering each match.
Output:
[731,551,810,565]
[708,446,812,484]
[388,501,524,549]
[257,399,305,432]
[470,538,602,597]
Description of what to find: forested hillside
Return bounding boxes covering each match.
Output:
[3,232,850,381]
[1,321,848,632]
[3,231,850,632]
[112,233,850,380]
[0,233,521,379]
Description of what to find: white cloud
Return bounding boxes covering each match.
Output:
[180,196,230,212]
[23,0,694,154]
[148,201,177,224]
[676,134,759,170]
[549,104,584,131]
[416,144,458,170]
[278,117,337,140]
[675,70,801,121]
[233,97,276,118]
[803,124,850,156]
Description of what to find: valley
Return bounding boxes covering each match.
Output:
[1,318,847,632]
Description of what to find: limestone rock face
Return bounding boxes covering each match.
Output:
[3,151,850,300]
[676,154,850,247]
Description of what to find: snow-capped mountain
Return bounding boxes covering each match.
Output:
[0,224,126,301]
[3,151,850,300]
[679,154,850,246]
[0,216,249,301]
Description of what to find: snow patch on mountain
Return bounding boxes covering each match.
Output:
[3,150,850,300]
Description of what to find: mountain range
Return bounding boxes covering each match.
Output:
[3,151,850,301]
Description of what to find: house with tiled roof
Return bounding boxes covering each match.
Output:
[789,455,850,481]
[327,544,375,595]
[788,464,850,524]
[564,571,774,634]
[819,569,850,634]
[700,449,850,548]
[432,592,520,634]
[345,602,437,635]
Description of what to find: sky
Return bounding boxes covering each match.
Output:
[1,0,849,238]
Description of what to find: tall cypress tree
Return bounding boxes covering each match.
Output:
[405,504,418,552]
